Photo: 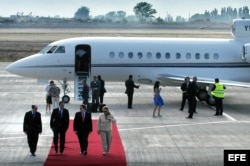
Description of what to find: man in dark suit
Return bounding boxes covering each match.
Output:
[23,105,42,156]
[73,104,92,155]
[125,75,139,109]
[98,75,106,104]
[186,77,198,119]
[50,101,69,155]
[180,76,190,111]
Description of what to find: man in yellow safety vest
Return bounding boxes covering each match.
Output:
[211,78,226,116]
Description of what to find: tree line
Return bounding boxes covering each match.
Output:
[1,2,249,24]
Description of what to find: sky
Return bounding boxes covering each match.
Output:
[0,0,250,19]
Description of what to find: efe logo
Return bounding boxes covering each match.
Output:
[224,150,250,166]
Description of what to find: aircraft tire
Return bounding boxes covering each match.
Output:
[206,96,215,106]
[62,95,70,103]
[197,89,208,101]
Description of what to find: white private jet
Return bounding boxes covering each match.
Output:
[5,19,250,105]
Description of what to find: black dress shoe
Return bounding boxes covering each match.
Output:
[31,153,36,156]
[83,151,87,156]
[179,109,183,111]
[214,114,219,116]
[186,117,192,119]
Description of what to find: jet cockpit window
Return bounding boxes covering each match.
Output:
[55,46,65,53]
[39,46,52,54]
[47,46,58,54]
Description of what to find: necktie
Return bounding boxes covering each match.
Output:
[60,109,63,118]
[33,112,35,118]
[82,112,85,122]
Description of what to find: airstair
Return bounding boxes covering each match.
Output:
[74,73,90,101]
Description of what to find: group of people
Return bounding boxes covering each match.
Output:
[179,77,226,118]
[24,75,226,156]
[23,102,116,156]
[179,76,198,119]
[81,75,106,112]
[124,74,226,119]
[124,75,164,117]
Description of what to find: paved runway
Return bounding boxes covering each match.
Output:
[0,62,250,166]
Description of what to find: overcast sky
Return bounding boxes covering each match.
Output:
[0,0,250,18]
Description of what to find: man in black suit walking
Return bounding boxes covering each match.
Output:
[23,105,42,156]
[50,101,69,155]
[73,104,92,155]
[179,76,190,111]
[186,77,198,119]
[125,75,139,109]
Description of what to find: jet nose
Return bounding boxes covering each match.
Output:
[5,56,37,77]
[5,62,17,74]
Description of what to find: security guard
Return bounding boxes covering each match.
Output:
[211,78,226,116]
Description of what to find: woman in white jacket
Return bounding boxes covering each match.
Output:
[97,106,116,155]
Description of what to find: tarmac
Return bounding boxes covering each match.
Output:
[0,62,250,166]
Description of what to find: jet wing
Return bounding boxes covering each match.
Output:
[158,74,250,88]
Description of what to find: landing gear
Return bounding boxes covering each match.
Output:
[197,88,215,106]
[197,89,208,101]
[62,95,70,103]
[206,96,215,106]
[61,78,70,103]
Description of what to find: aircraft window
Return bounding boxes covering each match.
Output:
[128,52,133,59]
[109,52,115,59]
[137,52,143,59]
[165,52,170,59]
[156,52,161,59]
[39,46,52,54]
[147,52,152,59]
[213,53,219,60]
[204,53,209,59]
[119,52,124,58]
[47,46,58,54]
[176,52,181,59]
[186,53,191,59]
[55,46,65,53]
[195,53,200,59]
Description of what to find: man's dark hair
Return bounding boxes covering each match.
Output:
[59,101,64,105]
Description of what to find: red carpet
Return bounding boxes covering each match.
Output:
[44,120,126,166]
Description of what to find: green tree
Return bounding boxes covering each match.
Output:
[74,6,90,20]
[133,2,157,23]
[242,6,250,18]
[210,8,218,20]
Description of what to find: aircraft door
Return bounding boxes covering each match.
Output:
[75,45,91,73]
[242,43,250,63]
